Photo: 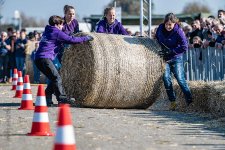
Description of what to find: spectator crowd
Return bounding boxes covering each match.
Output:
[0,28,41,83]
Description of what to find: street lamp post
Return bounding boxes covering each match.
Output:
[14,10,21,31]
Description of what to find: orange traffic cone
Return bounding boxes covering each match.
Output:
[18,75,34,110]
[53,104,76,150]
[14,71,23,98]
[11,68,18,90]
[27,84,54,136]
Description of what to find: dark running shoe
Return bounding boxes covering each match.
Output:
[47,102,54,107]
[58,98,82,107]
[46,99,54,107]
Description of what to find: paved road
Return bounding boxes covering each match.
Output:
[0,85,225,150]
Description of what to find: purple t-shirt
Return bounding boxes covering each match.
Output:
[35,25,89,60]
[62,18,79,35]
[96,18,128,35]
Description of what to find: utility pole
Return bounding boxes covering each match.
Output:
[14,10,21,31]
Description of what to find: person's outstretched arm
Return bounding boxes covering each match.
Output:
[57,31,93,44]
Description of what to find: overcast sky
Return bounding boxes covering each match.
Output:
[1,0,225,23]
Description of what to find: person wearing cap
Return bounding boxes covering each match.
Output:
[35,15,93,106]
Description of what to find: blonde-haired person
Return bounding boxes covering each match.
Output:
[182,24,192,42]
[96,7,128,35]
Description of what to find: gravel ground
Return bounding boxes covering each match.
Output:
[0,85,225,150]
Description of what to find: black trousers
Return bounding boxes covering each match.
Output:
[0,55,9,80]
[35,58,67,101]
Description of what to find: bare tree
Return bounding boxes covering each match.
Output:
[20,12,46,27]
[182,2,211,14]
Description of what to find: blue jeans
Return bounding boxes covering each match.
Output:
[163,56,192,103]
[15,57,26,76]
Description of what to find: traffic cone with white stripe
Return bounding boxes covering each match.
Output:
[18,75,34,110]
[14,71,23,98]
[27,84,54,136]
[11,68,18,90]
[53,104,76,150]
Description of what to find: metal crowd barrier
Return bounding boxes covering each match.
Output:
[184,47,225,81]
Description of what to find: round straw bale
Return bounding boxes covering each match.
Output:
[174,81,211,112]
[61,33,164,109]
[207,81,225,116]
[25,40,36,82]
[157,80,225,117]
[156,80,210,112]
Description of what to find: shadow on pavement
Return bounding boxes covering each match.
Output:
[0,103,21,107]
[0,133,27,136]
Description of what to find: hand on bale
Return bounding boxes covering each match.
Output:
[158,44,174,60]
[86,35,94,41]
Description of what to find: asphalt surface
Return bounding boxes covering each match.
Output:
[0,85,225,150]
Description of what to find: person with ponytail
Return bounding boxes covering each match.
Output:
[96,7,128,35]
[62,5,79,35]
[55,5,80,64]
[155,13,193,110]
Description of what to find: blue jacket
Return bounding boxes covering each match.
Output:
[156,23,188,61]
[0,38,10,56]
[31,49,38,61]
[62,18,79,35]
[35,25,90,60]
[96,18,128,35]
